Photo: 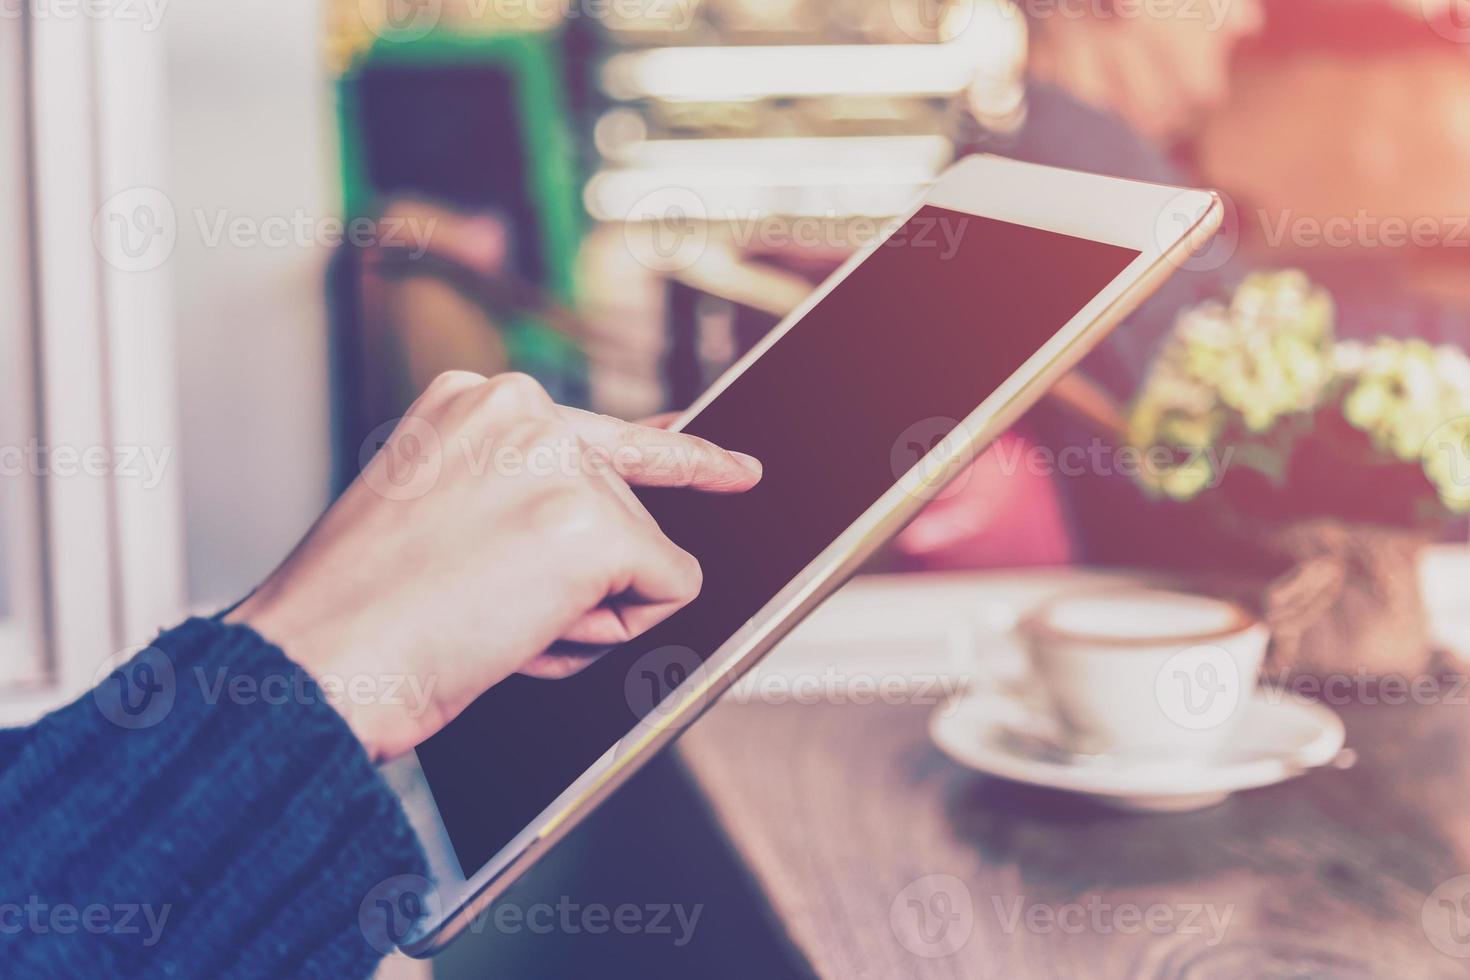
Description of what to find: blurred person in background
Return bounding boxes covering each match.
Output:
[893,0,1266,569]
[1023,0,1265,144]
[910,0,1470,574]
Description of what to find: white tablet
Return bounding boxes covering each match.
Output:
[384,154,1221,955]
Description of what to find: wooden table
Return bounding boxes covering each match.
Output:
[676,565,1470,979]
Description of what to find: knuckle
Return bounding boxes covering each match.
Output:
[412,371,486,417]
[426,370,486,399]
[482,372,553,415]
[680,555,704,600]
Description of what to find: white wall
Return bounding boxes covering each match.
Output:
[164,0,335,607]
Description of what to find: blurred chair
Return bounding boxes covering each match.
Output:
[329,32,587,492]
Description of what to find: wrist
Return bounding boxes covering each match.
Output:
[225,593,386,762]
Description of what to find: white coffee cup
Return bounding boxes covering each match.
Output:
[1017,587,1269,758]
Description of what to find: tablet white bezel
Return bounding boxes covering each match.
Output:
[394,154,1221,955]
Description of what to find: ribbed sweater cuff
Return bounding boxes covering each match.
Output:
[0,617,429,979]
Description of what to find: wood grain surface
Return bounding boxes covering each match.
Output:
[678,698,1470,979]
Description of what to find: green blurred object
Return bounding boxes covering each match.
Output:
[335,29,586,398]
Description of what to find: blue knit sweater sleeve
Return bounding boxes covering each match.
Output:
[0,617,429,979]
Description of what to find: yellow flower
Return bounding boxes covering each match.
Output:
[1424,415,1470,513]
[1343,378,1393,433]
[1129,268,1470,518]
[1342,338,1470,467]
[1126,270,1344,498]
[1158,454,1215,502]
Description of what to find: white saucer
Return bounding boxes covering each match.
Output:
[930,687,1347,813]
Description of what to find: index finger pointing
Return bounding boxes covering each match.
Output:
[557,407,762,492]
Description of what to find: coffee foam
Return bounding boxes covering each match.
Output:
[1041,589,1245,641]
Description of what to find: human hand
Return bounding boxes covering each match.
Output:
[226,372,761,761]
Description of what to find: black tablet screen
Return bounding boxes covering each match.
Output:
[417,206,1139,873]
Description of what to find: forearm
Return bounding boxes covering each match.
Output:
[0,617,427,978]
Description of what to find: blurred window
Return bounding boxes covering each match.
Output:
[0,13,47,693]
[1,13,185,722]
